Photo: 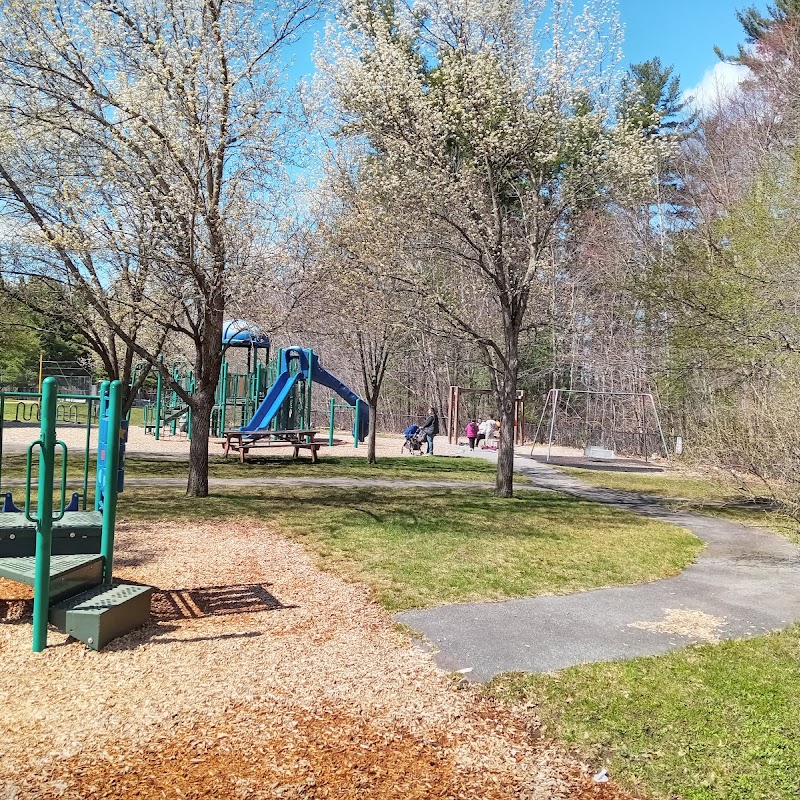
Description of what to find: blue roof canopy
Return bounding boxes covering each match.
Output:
[222,319,270,349]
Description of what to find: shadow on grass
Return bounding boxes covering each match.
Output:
[121,454,498,479]
[120,486,650,540]
[113,485,700,612]
[530,454,664,474]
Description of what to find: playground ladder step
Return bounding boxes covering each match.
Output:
[0,554,104,603]
[0,512,103,558]
[49,583,153,651]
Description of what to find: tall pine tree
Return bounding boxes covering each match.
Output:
[619,58,694,137]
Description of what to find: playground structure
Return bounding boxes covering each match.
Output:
[2,396,99,426]
[142,321,273,440]
[221,346,368,461]
[532,388,671,463]
[446,385,526,447]
[0,378,152,651]
[141,321,368,454]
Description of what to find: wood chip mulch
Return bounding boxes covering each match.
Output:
[0,520,641,799]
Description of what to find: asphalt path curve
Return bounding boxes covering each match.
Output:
[396,454,800,681]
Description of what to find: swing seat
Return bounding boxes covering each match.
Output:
[584,446,615,461]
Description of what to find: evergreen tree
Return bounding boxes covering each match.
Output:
[738,0,800,43]
[718,1,800,63]
[619,57,694,137]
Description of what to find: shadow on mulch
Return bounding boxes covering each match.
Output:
[150,582,297,622]
[0,597,31,624]
[0,582,296,629]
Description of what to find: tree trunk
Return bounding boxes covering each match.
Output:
[367,400,378,464]
[185,301,225,497]
[187,388,214,497]
[496,313,520,498]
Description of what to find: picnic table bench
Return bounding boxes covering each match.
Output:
[221,429,321,463]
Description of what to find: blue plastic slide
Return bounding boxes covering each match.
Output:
[239,370,303,433]
[309,353,369,441]
[239,347,369,441]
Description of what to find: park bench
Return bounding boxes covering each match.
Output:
[291,441,322,463]
[221,428,321,463]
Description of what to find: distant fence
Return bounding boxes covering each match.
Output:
[310,408,432,436]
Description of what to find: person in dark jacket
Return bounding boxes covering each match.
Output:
[420,406,440,455]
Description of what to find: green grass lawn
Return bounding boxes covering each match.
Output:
[486,627,800,800]
[553,466,740,501]
[119,485,702,611]
[555,467,800,543]
[124,454,502,482]
[0,453,501,483]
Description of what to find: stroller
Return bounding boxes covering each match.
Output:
[401,424,424,455]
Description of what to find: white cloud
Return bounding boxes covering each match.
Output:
[683,62,750,114]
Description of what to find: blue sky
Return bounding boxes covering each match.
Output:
[287,0,764,100]
[616,0,764,97]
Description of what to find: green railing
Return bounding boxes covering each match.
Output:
[27,379,67,651]
[0,390,98,512]
[22,379,123,651]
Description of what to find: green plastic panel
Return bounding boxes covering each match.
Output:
[49,583,153,650]
[0,512,103,557]
[0,554,103,602]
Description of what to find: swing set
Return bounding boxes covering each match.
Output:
[532,389,671,463]
[446,385,526,446]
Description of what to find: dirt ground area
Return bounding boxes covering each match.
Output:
[0,423,464,461]
[0,519,636,799]
[527,444,668,473]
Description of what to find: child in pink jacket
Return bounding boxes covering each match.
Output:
[465,419,479,450]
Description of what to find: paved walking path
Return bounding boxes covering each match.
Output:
[396,454,800,681]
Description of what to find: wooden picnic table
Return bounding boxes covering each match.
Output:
[221,428,321,464]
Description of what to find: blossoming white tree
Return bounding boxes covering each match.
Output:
[309,163,418,463]
[320,0,668,495]
[0,0,317,495]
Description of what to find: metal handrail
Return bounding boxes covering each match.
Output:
[1,391,100,401]
[53,440,68,522]
[24,440,43,522]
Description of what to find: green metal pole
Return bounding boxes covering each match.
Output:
[220,361,228,434]
[95,382,110,512]
[82,396,92,511]
[186,374,195,440]
[0,393,4,492]
[305,349,313,430]
[329,398,335,446]
[354,399,361,449]
[170,367,180,435]
[276,348,284,431]
[154,358,163,441]
[32,377,57,652]
[100,380,123,584]
[127,363,138,423]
